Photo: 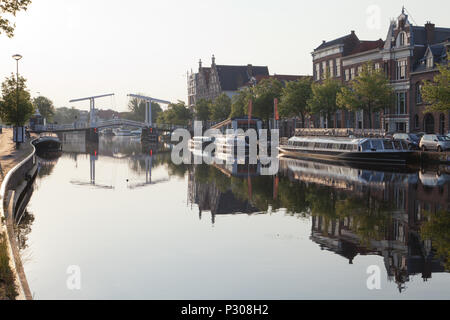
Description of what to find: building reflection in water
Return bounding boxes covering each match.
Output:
[188,156,450,292]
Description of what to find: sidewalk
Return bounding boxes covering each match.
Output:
[0,128,34,187]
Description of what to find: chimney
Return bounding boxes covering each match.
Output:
[199,59,202,71]
[247,64,253,77]
[351,30,355,35]
[425,21,435,44]
[211,54,216,66]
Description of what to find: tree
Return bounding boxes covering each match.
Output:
[337,62,394,129]
[252,78,283,123]
[0,0,32,37]
[53,107,81,124]
[279,78,312,128]
[230,88,252,118]
[127,97,161,123]
[210,93,231,122]
[422,57,450,113]
[157,101,191,126]
[308,73,343,128]
[194,99,211,122]
[0,74,33,126]
[420,209,450,271]
[32,96,55,122]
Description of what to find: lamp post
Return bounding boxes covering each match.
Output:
[12,54,23,147]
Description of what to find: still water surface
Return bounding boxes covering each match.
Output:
[18,135,450,299]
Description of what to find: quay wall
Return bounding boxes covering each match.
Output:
[0,140,37,300]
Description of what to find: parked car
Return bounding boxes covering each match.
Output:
[393,133,420,150]
[419,134,450,152]
[415,132,426,139]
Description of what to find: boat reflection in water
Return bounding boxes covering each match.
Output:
[189,157,449,292]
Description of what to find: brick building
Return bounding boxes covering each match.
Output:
[187,55,269,109]
[312,8,450,134]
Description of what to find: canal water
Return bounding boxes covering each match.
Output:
[17,135,450,299]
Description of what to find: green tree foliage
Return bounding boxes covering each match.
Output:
[421,210,450,271]
[210,93,231,122]
[32,96,55,122]
[194,98,211,122]
[337,62,394,129]
[252,78,283,122]
[157,101,191,126]
[422,58,450,113]
[127,97,162,123]
[0,0,31,37]
[53,107,81,124]
[308,73,343,128]
[279,78,312,127]
[0,74,33,126]
[230,88,252,118]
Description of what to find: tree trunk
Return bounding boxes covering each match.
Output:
[368,105,373,130]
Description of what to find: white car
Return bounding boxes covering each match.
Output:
[419,134,450,152]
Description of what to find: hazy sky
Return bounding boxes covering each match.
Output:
[0,0,448,112]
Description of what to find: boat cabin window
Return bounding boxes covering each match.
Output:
[383,140,394,150]
[393,140,402,150]
[361,141,371,151]
[400,141,408,150]
[370,140,383,150]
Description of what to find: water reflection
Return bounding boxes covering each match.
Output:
[188,157,450,292]
[18,135,450,298]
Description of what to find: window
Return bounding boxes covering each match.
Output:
[427,56,434,69]
[397,60,407,80]
[416,83,423,104]
[399,32,406,46]
[350,68,355,79]
[375,63,380,71]
[396,122,406,132]
[336,58,341,77]
[371,140,383,150]
[357,66,363,75]
[361,141,371,151]
[329,60,334,78]
[345,69,350,81]
[322,61,327,79]
[393,140,402,150]
[383,140,394,150]
[396,92,406,114]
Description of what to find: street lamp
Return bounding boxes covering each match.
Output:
[12,54,23,147]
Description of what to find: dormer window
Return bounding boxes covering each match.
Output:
[400,32,405,46]
[427,56,434,68]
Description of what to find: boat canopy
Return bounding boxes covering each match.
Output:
[287,136,409,152]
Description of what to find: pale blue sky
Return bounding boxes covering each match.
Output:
[0,0,448,112]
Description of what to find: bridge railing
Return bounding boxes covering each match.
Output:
[33,120,189,132]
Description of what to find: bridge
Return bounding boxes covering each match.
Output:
[30,93,187,142]
[32,119,187,133]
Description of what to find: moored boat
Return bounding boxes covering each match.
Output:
[32,133,62,152]
[278,135,414,165]
[114,128,133,136]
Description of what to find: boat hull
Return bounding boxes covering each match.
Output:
[278,145,414,165]
[34,139,62,152]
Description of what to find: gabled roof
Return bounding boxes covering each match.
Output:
[216,65,269,91]
[412,44,448,73]
[429,44,446,57]
[349,39,384,55]
[314,33,355,51]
